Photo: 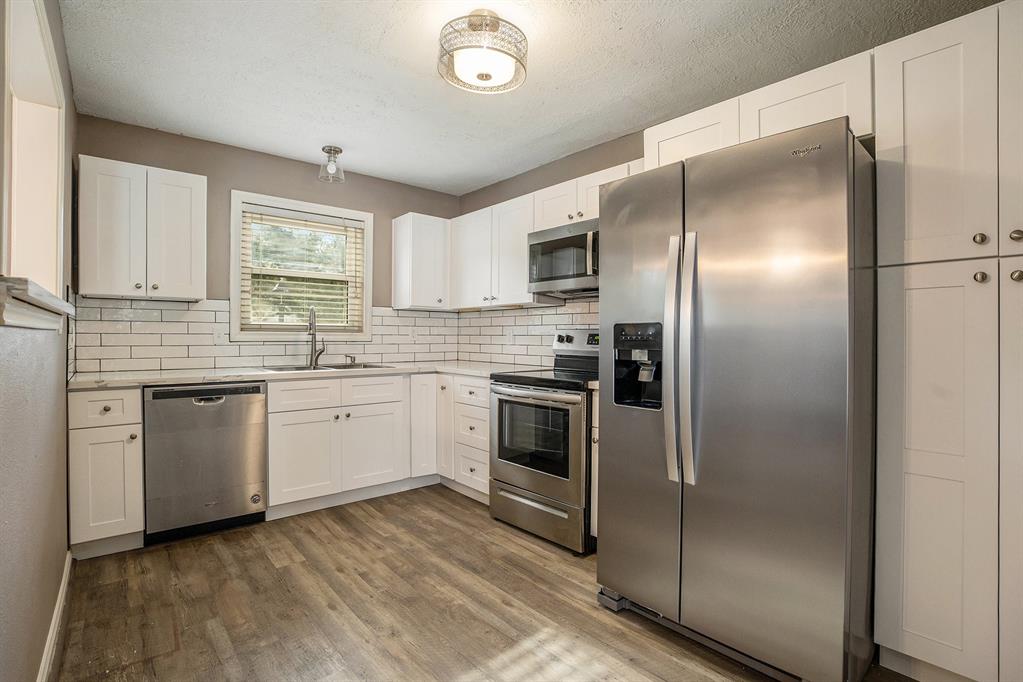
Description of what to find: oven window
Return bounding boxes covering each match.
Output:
[529,233,589,283]
[498,400,571,479]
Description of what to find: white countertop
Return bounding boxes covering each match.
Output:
[67,360,527,391]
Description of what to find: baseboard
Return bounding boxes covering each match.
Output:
[266,475,441,520]
[439,477,489,505]
[36,551,72,682]
[71,532,144,560]
[878,646,974,682]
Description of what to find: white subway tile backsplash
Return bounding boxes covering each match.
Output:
[72,297,599,373]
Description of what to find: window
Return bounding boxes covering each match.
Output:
[231,191,373,341]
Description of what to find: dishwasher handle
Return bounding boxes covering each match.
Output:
[193,396,226,406]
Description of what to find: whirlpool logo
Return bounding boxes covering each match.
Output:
[791,144,822,158]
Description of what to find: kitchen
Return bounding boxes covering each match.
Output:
[0,0,1017,680]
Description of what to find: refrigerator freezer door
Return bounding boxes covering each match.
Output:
[596,163,684,622]
[680,118,855,681]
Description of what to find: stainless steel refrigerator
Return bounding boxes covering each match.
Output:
[596,118,875,682]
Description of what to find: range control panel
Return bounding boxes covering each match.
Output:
[552,328,600,355]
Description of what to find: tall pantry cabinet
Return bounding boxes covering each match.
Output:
[873,3,1021,681]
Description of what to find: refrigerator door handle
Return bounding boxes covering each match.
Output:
[662,234,682,483]
[680,231,697,485]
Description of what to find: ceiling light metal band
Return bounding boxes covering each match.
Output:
[438,9,527,94]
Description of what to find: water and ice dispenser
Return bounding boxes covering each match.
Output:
[612,323,663,410]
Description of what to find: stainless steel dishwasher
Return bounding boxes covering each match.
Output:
[143,382,267,543]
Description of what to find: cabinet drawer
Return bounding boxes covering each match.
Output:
[454,443,489,494]
[68,389,141,429]
[454,403,489,450]
[268,379,341,413]
[453,375,489,407]
[342,375,406,406]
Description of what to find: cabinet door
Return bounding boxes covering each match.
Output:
[451,207,493,308]
[738,51,873,141]
[437,375,454,478]
[491,194,534,306]
[146,167,206,299]
[627,158,644,176]
[576,163,629,221]
[533,179,578,231]
[410,374,438,477]
[395,214,449,308]
[268,408,342,505]
[342,401,411,491]
[875,259,997,681]
[1002,256,1023,682]
[77,155,147,297]
[643,98,740,169]
[69,423,144,544]
[875,7,998,265]
[1002,0,1023,256]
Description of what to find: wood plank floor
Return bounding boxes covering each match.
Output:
[58,485,906,681]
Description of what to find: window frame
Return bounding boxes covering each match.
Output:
[230,190,374,342]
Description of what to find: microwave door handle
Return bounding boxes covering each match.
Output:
[662,234,681,483]
[680,231,697,485]
[586,232,594,276]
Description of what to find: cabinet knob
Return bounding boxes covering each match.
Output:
[437,298,443,303]
[468,390,475,396]
[973,232,989,245]
[134,282,142,289]
[469,466,476,473]
[129,433,138,441]
[577,212,583,218]
[567,214,574,220]
[333,414,340,421]
[1011,229,1023,242]
[102,405,111,412]
[468,425,476,431]
[974,271,990,283]
[151,283,160,290]
[483,296,488,302]
[1012,270,1023,283]
[440,385,447,391]
[592,436,598,444]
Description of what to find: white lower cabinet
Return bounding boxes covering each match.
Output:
[268,407,343,505]
[437,375,455,478]
[454,443,489,494]
[342,401,411,491]
[69,423,144,544]
[875,259,998,681]
[410,374,438,477]
[1002,256,1023,681]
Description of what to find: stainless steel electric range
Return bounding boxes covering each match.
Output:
[489,329,599,553]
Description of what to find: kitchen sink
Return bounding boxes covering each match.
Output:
[266,363,392,372]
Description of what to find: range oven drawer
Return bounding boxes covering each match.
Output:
[490,479,587,553]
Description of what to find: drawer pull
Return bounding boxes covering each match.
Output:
[102,405,112,413]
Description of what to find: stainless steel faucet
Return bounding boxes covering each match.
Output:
[308,307,325,369]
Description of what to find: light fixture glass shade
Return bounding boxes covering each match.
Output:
[318,145,345,183]
[438,9,526,94]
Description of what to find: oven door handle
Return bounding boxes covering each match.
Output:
[491,385,583,405]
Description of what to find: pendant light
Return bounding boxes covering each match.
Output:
[318,145,345,183]
[438,9,527,94]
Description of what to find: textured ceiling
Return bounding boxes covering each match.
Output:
[60,0,994,195]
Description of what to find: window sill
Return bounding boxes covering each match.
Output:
[0,277,75,331]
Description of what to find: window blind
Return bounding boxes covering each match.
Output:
[240,205,366,333]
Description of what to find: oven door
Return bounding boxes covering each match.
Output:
[528,223,598,294]
[489,384,587,507]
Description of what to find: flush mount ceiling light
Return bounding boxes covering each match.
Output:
[318,145,345,183]
[438,8,527,94]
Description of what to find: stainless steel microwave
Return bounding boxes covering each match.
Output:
[527,219,598,298]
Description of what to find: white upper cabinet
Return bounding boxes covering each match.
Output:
[341,401,410,491]
[738,51,873,141]
[392,213,450,309]
[1001,0,1023,256]
[576,163,629,221]
[78,155,147,297]
[451,206,493,308]
[875,259,998,681]
[533,179,578,231]
[627,158,644,175]
[410,373,438,477]
[78,155,207,300]
[491,194,534,306]
[875,7,998,265]
[145,167,206,300]
[643,98,740,169]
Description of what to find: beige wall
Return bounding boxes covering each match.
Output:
[0,0,75,680]
[75,116,460,307]
[459,131,643,214]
